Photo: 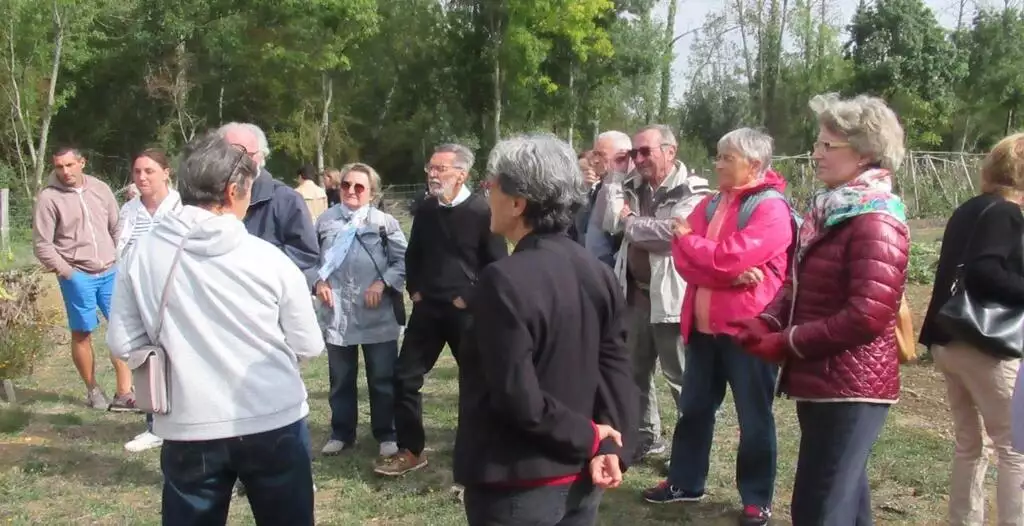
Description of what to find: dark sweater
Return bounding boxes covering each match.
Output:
[405,192,508,303]
[920,193,1024,348]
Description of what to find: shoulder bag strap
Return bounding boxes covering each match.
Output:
[354,226,389,286]
[152,235,190,343]
[958,201,1000,267]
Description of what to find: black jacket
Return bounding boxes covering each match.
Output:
[243,169,320,287]
[452,232,638,486]
[920,193,1024,348]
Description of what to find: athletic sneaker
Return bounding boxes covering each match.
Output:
[124,431,163,452]
[108,391,139,413]
[85,386,108,409]
[379,441,399,457]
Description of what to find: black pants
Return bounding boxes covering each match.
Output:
[791,401,889,526]
[393,299,470,455]
[463,480,602,526]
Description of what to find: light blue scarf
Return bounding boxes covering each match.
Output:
[317,205,370,281]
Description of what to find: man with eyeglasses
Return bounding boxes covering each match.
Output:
[603,124,711,463]
[375,143,508,477]
[580,130,633,267]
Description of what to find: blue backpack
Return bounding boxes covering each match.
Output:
[704,188,804,277]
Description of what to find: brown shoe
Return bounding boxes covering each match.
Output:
[373,449,427,476]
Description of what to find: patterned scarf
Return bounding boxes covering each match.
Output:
[798,168,907,258]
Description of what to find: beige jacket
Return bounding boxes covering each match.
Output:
[295,180,328,221]
[33,174,119,278]
[602,160,711,324]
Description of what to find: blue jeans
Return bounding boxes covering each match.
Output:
[160,419,313,526]
[327,341,398,444]
[667,331,778,507]
[57,268,115,333]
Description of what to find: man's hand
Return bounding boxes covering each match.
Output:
[672,217,692,238]
[583,168,600,186]
[411,292,422,303]
[365,280,385,309]
[315,280,334,308]
[732,267,765,287]
[453,296,467,309]
[590,454,623,489]
[619,204,633,219]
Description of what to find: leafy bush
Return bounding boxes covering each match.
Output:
[0,268,50,380]
[907,241,941,285]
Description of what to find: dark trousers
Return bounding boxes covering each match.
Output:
[790,402,889,526]
[327,341,399,444]
[161,419,313,526]
[667,332,778,507]
[394,299,470,455]
[463,480,603,526]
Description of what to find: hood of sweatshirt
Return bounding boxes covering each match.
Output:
[150,205,247,258]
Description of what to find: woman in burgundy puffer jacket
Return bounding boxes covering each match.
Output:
[731,93,910,526]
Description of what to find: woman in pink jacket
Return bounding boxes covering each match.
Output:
[642,128,796,526]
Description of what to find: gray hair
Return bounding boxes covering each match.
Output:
[177,131,258,207]
[595,130,632,151]
[636,124,678,146]
[216,122,271,160]
[810,93,906,171]
[717,128,774,174]
[486,133,584,234]
[338,162,382,196]
[434,143,475,172]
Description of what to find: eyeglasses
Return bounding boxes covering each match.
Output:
[424,164,462,174]
[813,140,851,152]
[340,180,366,194]
[225,144,251,195]
[628,144,671,160]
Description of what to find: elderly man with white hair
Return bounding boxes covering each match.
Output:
[217,122,319,286]
[641,128,796,526]
[576,130,632,267]
[602,124,711,464]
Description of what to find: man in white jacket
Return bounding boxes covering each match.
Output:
[603,124,711,462]
[107,131,324,525]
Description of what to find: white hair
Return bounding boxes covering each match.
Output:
[434,143,475,172]
[636,124,677,147]
[809,93,905,171]
[594,130,632,152]
[216,122,271,162]
[717,128,774,174]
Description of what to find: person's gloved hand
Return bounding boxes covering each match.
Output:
[728,318,773,346]
[746,332,787,364]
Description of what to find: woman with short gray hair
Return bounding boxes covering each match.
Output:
[453,134,638,526]
[643,127,794,524]
[107,131,324,526]
[731,94,910,524]
[314,162,407,460]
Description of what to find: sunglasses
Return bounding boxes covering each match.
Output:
[341,180,367,194]
[224,144,251,195]
[628,145,669,160]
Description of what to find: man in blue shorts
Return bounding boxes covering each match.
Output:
[32,146,135,411]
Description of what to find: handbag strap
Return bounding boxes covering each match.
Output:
[354,225,389,286]
[152,235,190,343]
[957,201,1000,268]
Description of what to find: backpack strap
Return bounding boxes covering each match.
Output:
[704,193,724,224]
[737,188,788,230]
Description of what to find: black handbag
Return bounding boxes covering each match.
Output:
[354,225,408,326]
[937,201,1024,359]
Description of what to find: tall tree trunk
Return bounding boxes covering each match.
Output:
[567,60,575,149]
[317,72,333,174]
[218,83,224,125]
[34,0,65,190]
[659,0,678,121]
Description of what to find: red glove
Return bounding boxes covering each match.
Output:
[746,332,787,364]
[727,318,773,346]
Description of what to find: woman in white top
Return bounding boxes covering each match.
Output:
[117,149,182,453]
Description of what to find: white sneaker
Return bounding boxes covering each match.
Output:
[321,439,348,455]
[379,441,399,457]
[124,431,163,452]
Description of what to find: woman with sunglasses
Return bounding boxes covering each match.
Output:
[314,162,408,459]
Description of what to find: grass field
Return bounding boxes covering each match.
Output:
[0,218,978,525]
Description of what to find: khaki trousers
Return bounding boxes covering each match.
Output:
[933,342,1024,526]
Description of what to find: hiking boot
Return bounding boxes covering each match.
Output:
[739,504,771,526]
[642,480,705,504]
[85,386,108,409]
[108,391,139,413]
[373,449,427,476]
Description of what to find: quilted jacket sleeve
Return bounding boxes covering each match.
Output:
[785,214,909,359]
